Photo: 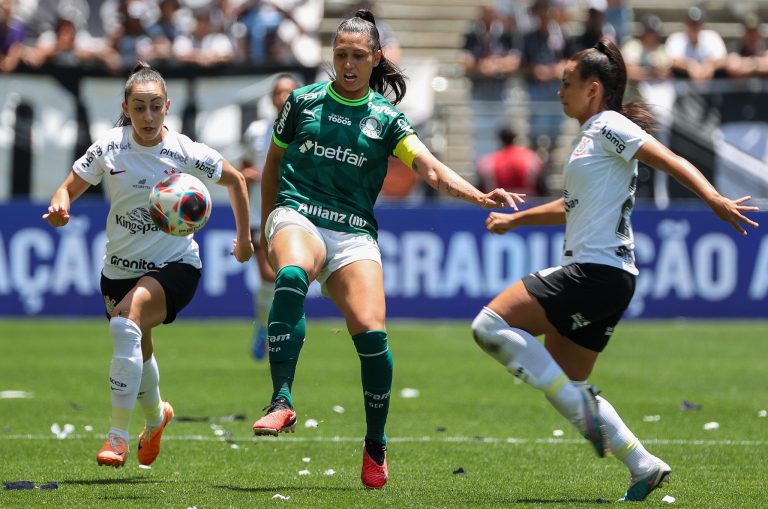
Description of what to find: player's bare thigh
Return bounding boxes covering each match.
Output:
[325,260,386,335]
[487,280,558,337]
[269,225,326,281]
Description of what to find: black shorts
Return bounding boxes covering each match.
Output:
[100,262,201,324]
[522,263,635,352]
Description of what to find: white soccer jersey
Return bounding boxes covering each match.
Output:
[561,110,652,275]
[73,126,223,279]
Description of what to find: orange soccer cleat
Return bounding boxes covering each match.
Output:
[137,401,174,466]
[252,398,297,436]
[97,434,129,467]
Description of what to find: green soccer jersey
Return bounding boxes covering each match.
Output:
[272,81,416,239]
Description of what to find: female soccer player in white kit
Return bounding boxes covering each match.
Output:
[471,38,759,501]
[43,63,253,468]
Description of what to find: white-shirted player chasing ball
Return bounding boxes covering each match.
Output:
[43,62,253,468]
[473,38,759,502]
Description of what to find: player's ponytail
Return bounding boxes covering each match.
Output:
[115,62,168,127]
[334,10,407,105]
[572,38,656,134]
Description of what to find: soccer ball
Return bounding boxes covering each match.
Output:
[148,173,212,236]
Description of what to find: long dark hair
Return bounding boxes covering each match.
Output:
[572,38,656,134]
[115,62,168,127]
[333,10,407,105]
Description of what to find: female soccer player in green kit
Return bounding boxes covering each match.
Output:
[251,9,524,489]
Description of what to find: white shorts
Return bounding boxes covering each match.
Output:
[265,206,382,289]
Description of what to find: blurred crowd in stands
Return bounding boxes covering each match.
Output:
[0,0,324,73]
[2,0,767,201]
[458,0,768,198]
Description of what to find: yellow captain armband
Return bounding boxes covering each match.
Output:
[393,135,429,169]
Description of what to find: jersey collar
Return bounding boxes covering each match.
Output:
[326,82,373,106]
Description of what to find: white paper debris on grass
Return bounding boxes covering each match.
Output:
[643,415,661,422]
[0,391,34,399]
[84,425,94,431]
[332,405,345,414]
[272,494,291,501]
[400,388,420,398]
[302,457,311,463]
[50,423,75,439]
[323,469,336,476]
[298,469,310,475]
[552,429,564,437]
[304,419,318,428]
[703,421,720,430]
[230,443,240,449]
[758,409,767,418]
[662,495,676,504]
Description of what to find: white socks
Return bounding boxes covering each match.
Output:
[472,307,585,430]
[594,393,657,475]
[137,355,164,429]
[472,307,659,476]
[108,317,143,440]
[257,281,275,330]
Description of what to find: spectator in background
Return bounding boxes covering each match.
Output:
[144,0,183,63]
[173,6,235,66]
[25,15,122,73]
[1,0,27,73]
[665,6,726,81]
[567,0,615,56]
[604,0,632,45]
[460,4,521,159]
[240,73,300,360]
[623,14,670,82]
[477,125,543,196]
[108,0,154,70]
[270,0,323,67]
[725,13,768,78]
[234,0,283,63]
[522,0,567,166]
[348,0,400,62]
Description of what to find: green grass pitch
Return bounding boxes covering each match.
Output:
[1,318,766,508]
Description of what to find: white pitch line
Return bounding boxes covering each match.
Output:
[1,434,766,447]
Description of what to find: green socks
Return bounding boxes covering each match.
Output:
[353,330,393,445]
[267,266,309,406]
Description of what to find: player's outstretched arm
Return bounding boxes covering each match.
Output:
[42,171,91,227]
[486,197,566,234]
[219,159,254,262]
[405,143,525,209]
[636,139,760,235]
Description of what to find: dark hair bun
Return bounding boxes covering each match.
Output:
[355,9,376,25]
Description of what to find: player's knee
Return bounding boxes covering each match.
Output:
[275,265,309,292]
[471,307,521,365]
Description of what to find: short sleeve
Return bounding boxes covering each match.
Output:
[595,112,652,162]
[387,112,416,154]
[186,142,224,183]
[72,142,106,186]
[272,91,299,148]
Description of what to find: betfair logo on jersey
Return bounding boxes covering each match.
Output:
[600,126,626,154]
[328,113,351,126]
[297,140,368,167]
[298,202,367,229]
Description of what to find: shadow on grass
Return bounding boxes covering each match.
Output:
[64,477,157,486]
[511,498,611,505]
[215,485,352,493]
